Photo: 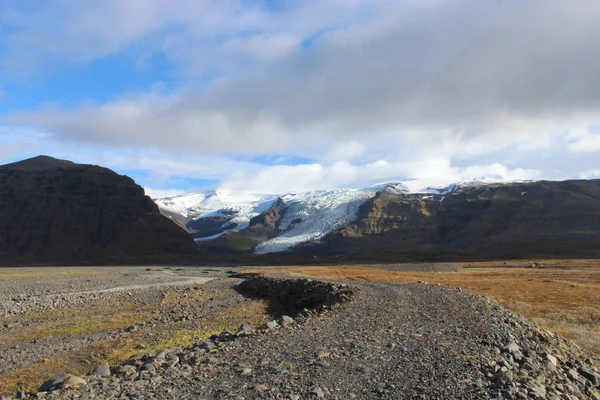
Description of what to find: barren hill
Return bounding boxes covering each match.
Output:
[0,156,198,264]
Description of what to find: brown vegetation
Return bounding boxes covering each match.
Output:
[257,260,600,354]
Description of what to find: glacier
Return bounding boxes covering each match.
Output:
[153,178,523,254]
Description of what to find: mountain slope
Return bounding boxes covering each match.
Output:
[0,156,198,264]
[155,190,279,239]
[314,180,600,260]
[155,178,600,260]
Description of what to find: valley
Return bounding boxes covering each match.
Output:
[2,263,599,399]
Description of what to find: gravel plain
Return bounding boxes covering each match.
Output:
[1,267,600,399]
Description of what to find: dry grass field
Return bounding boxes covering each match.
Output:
[256,259,600,355]
[0,268,272,395]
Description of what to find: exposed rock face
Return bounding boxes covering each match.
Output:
[198,198,286,253]
[311,179,600,260]
[0,156,198,264]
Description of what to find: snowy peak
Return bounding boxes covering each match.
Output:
[153,178,527,252]
[155,190,279,221]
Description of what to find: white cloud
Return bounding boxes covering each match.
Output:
[568,134,600,153]
[144,188,186,199]
[580,170,600,180]
[220,157,541,193]
[2,1,600,192]
[5,1,600,159]
[325,141,366,162]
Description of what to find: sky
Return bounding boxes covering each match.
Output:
[1,0,600,198]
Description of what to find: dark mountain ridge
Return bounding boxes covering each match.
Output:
[193,178,600,262]
[307,179,600,261]
[0,156,198,265]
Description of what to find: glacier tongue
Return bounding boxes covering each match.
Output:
[254,189,375,254]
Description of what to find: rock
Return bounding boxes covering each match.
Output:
[579,367,600,385]
[38,374,86,392]
[91,363,111,377]
[504,341,520,354]
[308,386,325,398]
[567,369,579,381]
[118,365,138,377]
[63,375,87,388]
[545,353,558,368]
[254,384,269,392]
[529,384,546,398]
[216,331,233,342]
[267,320,280,330]
[279,315,294,328]
[200,341,216,351]
[236,324,256,336]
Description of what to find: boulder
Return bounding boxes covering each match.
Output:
[38,374,86,392]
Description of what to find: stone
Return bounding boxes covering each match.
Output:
[201,341,216,351]
[308,386,325,398]
[579,367,600,386]
[118,365,137,377]
[254,384,269,392]
[267,320,280,330]
[91,363,111,377]
[217,331,234,342]
[236,324,256,337]
[529,384,546,398]
[38,374,87,392]
[567,369,579,381]
[279,315,294,328]
[546,353,558,367]
[504,341,520,354]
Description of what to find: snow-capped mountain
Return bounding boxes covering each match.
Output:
[152,178,520,253]
[155,189,280,231]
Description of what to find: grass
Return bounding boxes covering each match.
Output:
[1,312,152,343]
[257,260,600,354]
[0,268,107,280]
[0,286,272,396]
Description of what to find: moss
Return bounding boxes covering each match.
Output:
[202,233,261,253]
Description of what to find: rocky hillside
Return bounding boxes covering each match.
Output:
[0,156,198,264]
[184,179,600,261]
[314,180,600,261]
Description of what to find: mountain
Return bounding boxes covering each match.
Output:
[0,156,198,265]
[156,179,600,261]
[308,179,600,261]
[154,189,279,240]
[155,188,378,252]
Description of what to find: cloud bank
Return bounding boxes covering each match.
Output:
[1,0,600,193]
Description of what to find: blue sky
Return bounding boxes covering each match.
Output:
[2,0,600,197]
